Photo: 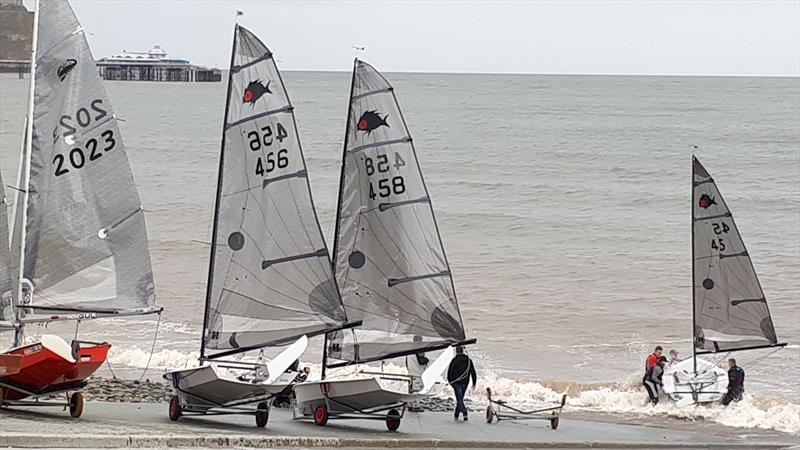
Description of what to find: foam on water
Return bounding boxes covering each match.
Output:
[108,346,800,434]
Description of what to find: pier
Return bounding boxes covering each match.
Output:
[96,46,221,82]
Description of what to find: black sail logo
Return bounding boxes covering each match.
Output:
[243,79,271,104]
[698,194,717,209]
[356,110,389,134]
[57,59,77,81]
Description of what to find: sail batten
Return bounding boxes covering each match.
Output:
[202,25,346,356]
[329,60,468,364]
[11,0,156,318]
[691,156,781,353]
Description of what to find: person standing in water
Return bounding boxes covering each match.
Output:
[447,346,477,421]
[722,358,745,405]
[643,356,667,405]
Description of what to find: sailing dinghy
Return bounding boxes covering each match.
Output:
[294,59,475,431]
[0,0,160,416]
[663,156,786,406]
[163,25,355,428]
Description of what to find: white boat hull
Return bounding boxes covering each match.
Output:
[164,364,292,412]
[294,375,441,416]
[662,357,728,406]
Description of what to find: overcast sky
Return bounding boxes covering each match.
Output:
[33,0,800,76]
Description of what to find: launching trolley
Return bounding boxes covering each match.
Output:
[484,387,567,429]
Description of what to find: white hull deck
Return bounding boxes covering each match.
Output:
[663,357,728,407]
[293,347,453,431]
[294,374,437,416]
[164,364,293,412]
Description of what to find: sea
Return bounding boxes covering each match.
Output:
[1,72,798,433]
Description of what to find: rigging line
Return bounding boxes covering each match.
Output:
[105,357,118,380]
[138,310,161,381]
[739,347,784,368]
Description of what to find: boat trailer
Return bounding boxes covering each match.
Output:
[0,379,87,418]
[295,381,407,431]
[484,387,567,429]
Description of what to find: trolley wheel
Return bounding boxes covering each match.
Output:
[168,395,182,421]
[550,411,559,430]
[69,392,84,418]
[313,405,328,426]
[485,405,496,423]
[386,408,401,431]
[255,402,269,428]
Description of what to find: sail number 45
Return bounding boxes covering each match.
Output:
[365,152,406,200]
[710,221,730,251]
[246,122,290,176]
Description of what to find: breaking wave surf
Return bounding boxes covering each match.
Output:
[106,346,799,435]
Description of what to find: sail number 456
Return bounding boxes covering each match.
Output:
[365,152,406,200]
[246,122,290,176]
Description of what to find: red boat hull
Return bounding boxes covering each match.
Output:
[0,338,110,401]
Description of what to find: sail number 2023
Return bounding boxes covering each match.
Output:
[365,152,406,200]
[246,122,289,177]
[52,99,116,177]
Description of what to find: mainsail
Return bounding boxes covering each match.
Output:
[201,25,346,357]
[692,156,781,353]
[329,60,468,365]
[12,0,156,315]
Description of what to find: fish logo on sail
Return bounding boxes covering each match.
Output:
[243,80,271,104]
[357,110,389,134]
[57,59,77,81]
[698,194,716,209]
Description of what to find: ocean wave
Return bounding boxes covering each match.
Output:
[108,346,799,434]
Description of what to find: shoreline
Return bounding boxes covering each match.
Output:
[0,401,796,449]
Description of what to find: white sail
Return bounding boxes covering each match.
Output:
[11,0,156,315]
[329,60,467,364]
[201,26,346,356]
[692,156,780,352]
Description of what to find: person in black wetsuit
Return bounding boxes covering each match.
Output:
[643,356,667,405]
[447,346,477,421]
[722,358,745,405]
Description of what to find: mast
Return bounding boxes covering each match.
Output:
[323,59,358,376]
[691,155,697,374]
[13,0,39,347]
[199,24,238,361]
[331,58,357,271]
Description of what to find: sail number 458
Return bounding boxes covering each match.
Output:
[365,152,406,200]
